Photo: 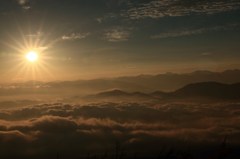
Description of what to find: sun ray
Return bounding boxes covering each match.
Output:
[1,26,60,82]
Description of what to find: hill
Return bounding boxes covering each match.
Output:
[86,82,240,102]
[173,82,240,99]
[1,69,240,95]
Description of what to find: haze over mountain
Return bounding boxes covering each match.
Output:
[114,69,240,91]
[1,69,240,95]
[1,65,240,159]
[0,0,239,158]
[85,81,240,103]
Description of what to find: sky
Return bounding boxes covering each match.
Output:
[0,0,240,82]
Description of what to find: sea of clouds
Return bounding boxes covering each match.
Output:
[0,101,239,158]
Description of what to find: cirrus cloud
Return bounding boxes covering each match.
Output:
[123,0,240,19]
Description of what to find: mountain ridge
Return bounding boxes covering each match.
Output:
[89,81,240,101]
[1,69,240,95]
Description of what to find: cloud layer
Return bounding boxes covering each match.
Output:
[0,102,239,158]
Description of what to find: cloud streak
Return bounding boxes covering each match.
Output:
[151,23,240,39]
[124,0,240,19]
[105,28,131,42]
[62,32,90,41]
[17,0,31,10]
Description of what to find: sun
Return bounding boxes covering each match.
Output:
[25,51,38,62]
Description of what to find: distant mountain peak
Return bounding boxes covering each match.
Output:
[97,89,128,96]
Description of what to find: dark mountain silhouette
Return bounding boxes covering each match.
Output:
[90,89,150,98]
[85,89,152,102]
[173,82,240,99]
[116,69,240,91]
[86,82,240,101]
[94,89,129,97]
[1,69,240,95]
[29,69,240,92]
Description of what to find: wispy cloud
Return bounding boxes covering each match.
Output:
[105,27,131,42]
[17,0,31,10]
[17,0,28,5]
[62,32,90,41]
[151,23,240,39]
[151,29,205,39]
[201,52,213,56]
[26,31,43,38]
[124,0,240,19]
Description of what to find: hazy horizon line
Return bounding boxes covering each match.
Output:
[1,68,240,84]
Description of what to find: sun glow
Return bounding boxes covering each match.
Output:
[25,51,38,62]
[3,26,60,81]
